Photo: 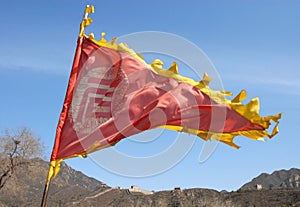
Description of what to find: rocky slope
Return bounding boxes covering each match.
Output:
[240,168,300,190]
[66,188,300,207]
[0,158,299,207]
[0,158,108,207]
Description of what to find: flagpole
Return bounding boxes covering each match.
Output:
[39,5,94,207]
[40,177,51,207]
[39,161,57,207]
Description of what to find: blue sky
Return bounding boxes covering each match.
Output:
[0,1,300,191]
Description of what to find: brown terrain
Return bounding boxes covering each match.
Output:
[0,158,299,207]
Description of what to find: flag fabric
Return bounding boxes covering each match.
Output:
[48,9,281,181]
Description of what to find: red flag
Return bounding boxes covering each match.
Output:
[51,35,280,164]
[45,7,280,182]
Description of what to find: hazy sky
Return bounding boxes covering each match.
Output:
[0,0,299,191]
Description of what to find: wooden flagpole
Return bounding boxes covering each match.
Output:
[39,5,94,207]
[40,177,51,207]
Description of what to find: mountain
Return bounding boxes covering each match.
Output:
[0,158,299,207]
[0,158,109,207]
[66,188,300,207]
[240,168,300,190]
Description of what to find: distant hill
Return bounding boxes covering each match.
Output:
[66,188,300,207]
[0,158,109,207]
[0,158,299,207]
[240,168,300,190]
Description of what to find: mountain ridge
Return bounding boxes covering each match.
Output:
[0,158,299,207]
[240,167,300,191]
[0,158,109,207]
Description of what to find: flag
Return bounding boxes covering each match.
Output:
[47,8,281,181]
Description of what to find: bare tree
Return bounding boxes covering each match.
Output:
[0,127,44,190]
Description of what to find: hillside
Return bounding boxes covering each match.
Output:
[66,188,300,207]
[0,158,299,207]
[240,168,300,190]
[0,158,109,207]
